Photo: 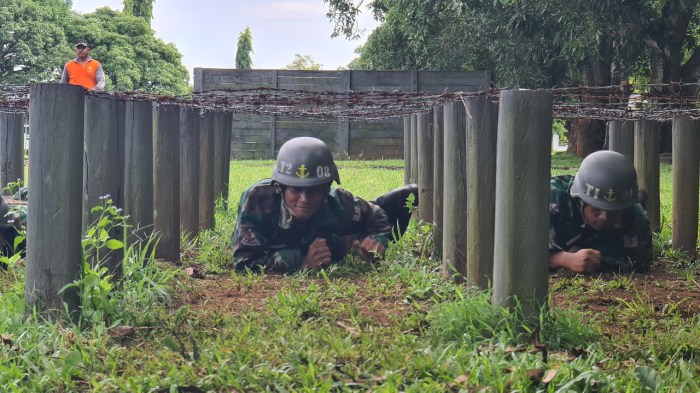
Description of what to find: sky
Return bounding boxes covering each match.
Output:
[71,0,379,78]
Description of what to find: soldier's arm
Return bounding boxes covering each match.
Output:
[231,187,304,273]
[60,66,69,84]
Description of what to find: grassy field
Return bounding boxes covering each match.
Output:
[0,154,699,391]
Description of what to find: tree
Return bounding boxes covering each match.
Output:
[67,8,189,94]
[122,0,155,25]
[235,26,254,69]
[325,0,700,156]
[284,54,323,70]
[0,0,73,85]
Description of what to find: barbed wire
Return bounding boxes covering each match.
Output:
[3,83,700,121]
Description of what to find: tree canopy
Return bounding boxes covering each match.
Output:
[1,1,189,94]
[123,0,155,24]
[328,0,700,91]
[235,26,254,69]
[0,0,73,85]
[284,54,323,70]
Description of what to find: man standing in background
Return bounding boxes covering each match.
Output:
[61,40,105,91]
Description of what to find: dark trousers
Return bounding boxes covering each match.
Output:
[371,183,418,240]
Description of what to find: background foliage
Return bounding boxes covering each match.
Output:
[1,0,189,94]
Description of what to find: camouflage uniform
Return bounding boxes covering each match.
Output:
[232,178,391,273]
[549,175,652,272]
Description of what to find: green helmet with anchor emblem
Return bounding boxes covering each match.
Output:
[272,137,340,187]
[570,150,638,211]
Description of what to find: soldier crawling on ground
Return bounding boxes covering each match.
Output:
[549,150,653,274]
[0,195,26,267]
[231,137,418,273]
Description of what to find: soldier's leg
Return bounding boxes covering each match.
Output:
[371,183,418,239]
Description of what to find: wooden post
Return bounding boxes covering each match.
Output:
[410,115,418,183]
[221,112,233,206]
[492,90,552,321]
[0,112,24,193]
[179,106,200,238]
[25,84,85,319]
[465,96,499,289]
[634,120,660,232]
[417,111,434,223]
[608,120,634,161]
[403,117,411,185]
[83,94,125,280]
[124,99,154,244]
[432,105,444,257]
[213,112,227,203]
[338,70,351,156]
[672,117,700,257]
[199,111,215,230]
[442,100,468,279]
[153,104,180,263]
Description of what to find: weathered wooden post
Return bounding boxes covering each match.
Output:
[213,112,233,206]
[179,106,200,238]
[153,104,181,263]
[25,84,85,319]
[214,112,226,199]
[403,116,411,185]
[0,112,24,193]
[442,100,468,279]
[634,120,660,232]
[83,94,126,280]
[124,99,154,244]
[492,90,552,321]
[221,112,233,205]
[199,111,216,230]
[465,96,499,289]
[432,105,444,257]
[417,111,434,223]
[671,117,700,257]
[608,120,634,160]
[410,114,419,183]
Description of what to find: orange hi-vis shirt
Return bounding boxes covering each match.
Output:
[63,59,103,89]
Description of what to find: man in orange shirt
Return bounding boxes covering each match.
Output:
[60,40,106,91]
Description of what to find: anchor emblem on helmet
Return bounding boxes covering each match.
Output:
[603,188,617,202]
[296,165,310,179]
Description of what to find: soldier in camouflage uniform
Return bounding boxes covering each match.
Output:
[232,137,418,273]
[549,150,652,273]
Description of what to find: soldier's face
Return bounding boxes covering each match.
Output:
[582,204,621,231]
[283,185,327,221]
[75,45,90,60]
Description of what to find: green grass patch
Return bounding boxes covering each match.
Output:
[0,154,698,391]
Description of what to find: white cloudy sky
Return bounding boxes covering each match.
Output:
[71,0,379,76]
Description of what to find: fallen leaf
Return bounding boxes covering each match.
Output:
[455,374,469,385]
[109,326,136,338]
[186,267,205,279]
[1,333,12,346]
[543,369,558,383]
[525,369,545,382]
[336,321,361,338]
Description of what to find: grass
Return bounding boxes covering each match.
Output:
[0,154,698,391]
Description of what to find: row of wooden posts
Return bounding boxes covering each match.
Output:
[2,84,699,321]
[406,91,700,319]
[0,84,233,318]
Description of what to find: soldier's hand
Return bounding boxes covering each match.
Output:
[569,249,601,273]
[301,238,332,270]
[353,236,385,263]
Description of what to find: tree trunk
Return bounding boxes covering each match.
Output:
[567,118,604,158]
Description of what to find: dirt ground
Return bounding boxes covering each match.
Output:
[179,262,700,334]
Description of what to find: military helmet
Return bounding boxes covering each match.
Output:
[272,137,340,187]
[570,150,638,210]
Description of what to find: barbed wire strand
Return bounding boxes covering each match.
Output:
[4,83,700,121]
